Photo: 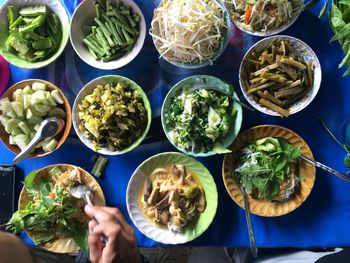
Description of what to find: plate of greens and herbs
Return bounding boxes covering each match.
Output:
[72,75,151,155]
[0,0,69,69]
[6,164,105,253]
[222,125,316,217]
[161,75,243,157]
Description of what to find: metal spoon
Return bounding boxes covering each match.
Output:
[238,185,258,258]
[71,185,108,244]
[300,155,350,183]
[230,170,258,258]
[13,117,65,164]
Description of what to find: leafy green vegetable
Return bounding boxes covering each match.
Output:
[7,168,89,252]
[318,0,350,76]
[310,114,350,171]
[165,88,237,153]
[235,137,301,201]
[5,5,62,62]
[78,82,148,151]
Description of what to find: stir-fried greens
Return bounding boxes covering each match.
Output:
[165,88,237,154]
[150,0,227,65]
[78,81,148,151]
[142,164,206,232]
[225,0,302,32]
[235,137,302,201]
[7,167,91,251]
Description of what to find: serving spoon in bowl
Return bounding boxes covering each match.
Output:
[13,117,65,164]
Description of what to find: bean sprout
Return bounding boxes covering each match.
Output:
[150,0,227,65]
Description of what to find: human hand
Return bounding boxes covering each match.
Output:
[84,205,141,263]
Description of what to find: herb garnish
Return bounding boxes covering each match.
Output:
[235,137,301,201]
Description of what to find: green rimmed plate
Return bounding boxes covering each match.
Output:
[126,152,218,244]
[72,75,152,155]
[0,0,69,69]
[161,75,243,157]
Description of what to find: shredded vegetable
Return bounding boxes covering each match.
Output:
[225,0,302,32]
[150,0,227,65]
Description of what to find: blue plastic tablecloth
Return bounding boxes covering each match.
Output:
[1,0,350,248]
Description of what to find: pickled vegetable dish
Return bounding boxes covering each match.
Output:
[5,5,62,62]
[243,39,314,117]
[164,88,237,153]
[78,81,148,151]
[0,82,65,152]
[235,137,302,202]
[141,164,206,232]
[83,0,140,62]
[7,166,93,251]
[226,0,301,32]
[150,0,227,65]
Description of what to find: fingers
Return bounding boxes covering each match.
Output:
[88,220,103,263]
[85,205,129,229]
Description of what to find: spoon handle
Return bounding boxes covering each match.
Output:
[301,155,350,183]
[85,193,108,245]
[13,133,43,164]
[240,187,258,258]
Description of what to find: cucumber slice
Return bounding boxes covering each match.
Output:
[11,127,22,136]
[42,138,58,152]
[19,5,47,17]
[0,115,9,127]
[23,85,34,95]
[10,101,24,118]
[49,107,66,118]
[5,119,20,134]
[31,90,48,105]
[0,97,10,106]
[13,89,24,102]
[18,121,32,135]
[26,108,33,119]
[34,104,51,114]
[29,106,47,117]
[34,123,41,131]
[29,131,36,140]
[9,135,16,145]
[51,90,64,104]
[32,82,46,91]
[23,94,32,109]
[14,134,29,150]
[46,93,57,107]
[27,115,43,124]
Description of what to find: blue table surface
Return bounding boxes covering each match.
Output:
[1,0,350,248]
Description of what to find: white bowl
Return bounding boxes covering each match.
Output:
[226,0,303,37]
[239,35,322,117]
[0,0,69,69]
[70,0,146,70]
[72,75,152,155]
[126,152,218,244]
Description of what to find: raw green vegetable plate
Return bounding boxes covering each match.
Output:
[126,152,218,244]
[70,0,146,70]
[161,75,243,157]
[0,0,69,69]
